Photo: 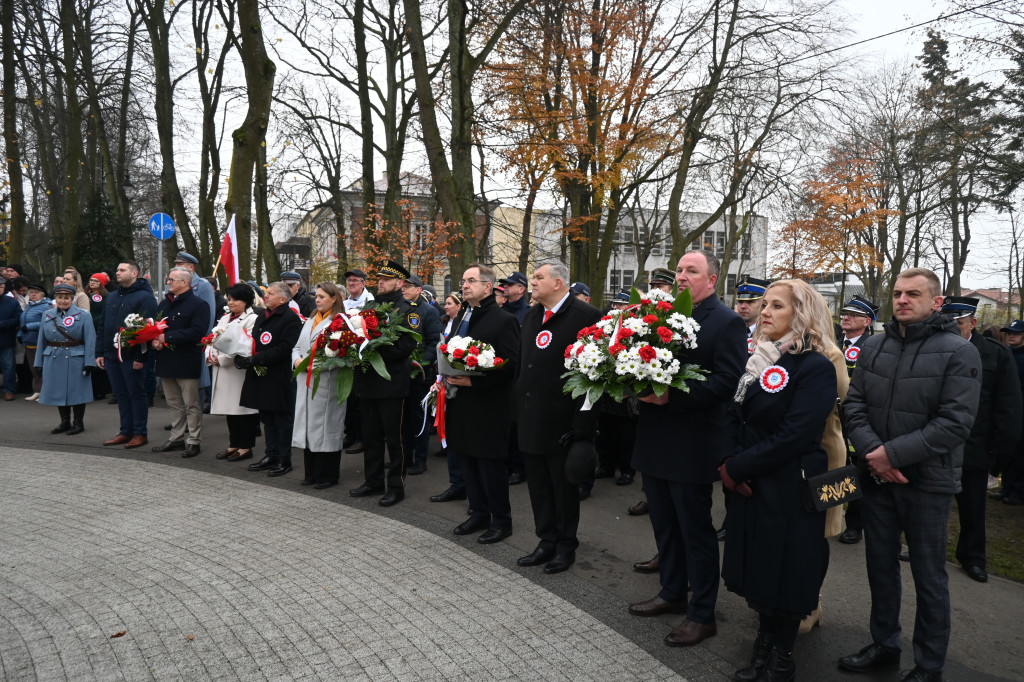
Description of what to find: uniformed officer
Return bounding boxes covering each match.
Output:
[734,275,771,353]
[836,294,879,545]
[943,297,1022,582]
[401,273,444,476]
[35,284,97,435]
[649,268,675,293]
[570,282,591,304]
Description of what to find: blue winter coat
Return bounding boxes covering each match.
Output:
[35,304,97,406]
[19,297,52,347]
[154,288,211,379]
[0,294,20,349]
[97,277,158,362]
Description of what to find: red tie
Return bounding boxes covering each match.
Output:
[543,310,553,324]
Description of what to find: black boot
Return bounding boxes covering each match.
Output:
[755,646,795,682]
[734,632,774,681]
[52,406,71,434]
[67,404,86,435]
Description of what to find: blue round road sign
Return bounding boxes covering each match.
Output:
[149,212,176,240]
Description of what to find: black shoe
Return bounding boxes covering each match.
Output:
[248,456,276,471]
[107,396,119,404]
[838,643,900,672]
[151,440,186,453]
[430,487,467,503]
[344,441,364,454]
[965,565,988,583]
[379,489,404,507]
[616,471,635,486]
[300,479,314,486]
[543,551,575,574]
[901,666,942,682]
[454,516,491,536]
[517,546,555,567]
[51,422,71,434]
[758,646,795,682]
[182,443,201,458]
[839,527,862,544]
[717,526,727,542]
[313,480,338,489]
[578,487,591,501]
[734,631,773,682]
[164,423,172,431]
[350,483,385,497]
[594,466,615,479]
[478,526,512,544]
[507,471,525,485]
[267,462,292,476]
[408,461,427,475]
[66,422,85,435]
[899,551,910,562]
[226,450,253,462]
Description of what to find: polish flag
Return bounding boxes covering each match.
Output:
[218,216,239,285]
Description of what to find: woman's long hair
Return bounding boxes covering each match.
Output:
[756,279,839,356]
[64,269,86,294]
[315,282,346,317]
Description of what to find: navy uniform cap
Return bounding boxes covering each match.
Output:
[52,283,76,296]
[736,274,771,301]
[841,295,879,320]
[280,271,301,282]
[650,268,675,286]
[612,289,630,303]
[941,296,979,320]
[1001,320,1024,334]
[570,281,591,297]
[174,252,199,266]
[500,272,528,287]
[377,259,410,280]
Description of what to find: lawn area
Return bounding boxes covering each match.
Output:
[947,495,1024,583]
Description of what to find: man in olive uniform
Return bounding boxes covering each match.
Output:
[649,268,675,294]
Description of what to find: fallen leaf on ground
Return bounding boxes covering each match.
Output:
[110,631,126,639]
[186,635,195,641]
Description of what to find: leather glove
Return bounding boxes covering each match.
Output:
[82,366,94,376]
[21,326,29,333]
[234,355,254,370]
[719,458,753,498]
[558,429,593,448]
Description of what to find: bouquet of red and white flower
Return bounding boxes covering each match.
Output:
[438,336,506,372]
[561,287,705,406]
[115,313,168,361]
[292,302,420,403]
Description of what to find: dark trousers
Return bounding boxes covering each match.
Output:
[596,412,636,475]
[505,425,525,477]
[402,379,431,466]
[862,482,953,673]
[1001,444,1024,500]
[643,474,719,624]
[845,498,864,532]
[304,448,341,484]
[91,366,111,398]
[226,413,260,449]
[458,453,511,527]
[446,447,465,490]
[523,450,579,554]
[106,357,149,436]
[955,468,988,569]
[260,409,293,462]
[345,395,362,442]
[361,397,406,490]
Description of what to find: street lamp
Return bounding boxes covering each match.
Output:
[942,247,950,295]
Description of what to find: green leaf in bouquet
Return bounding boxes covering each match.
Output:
[367,352,392,380]
[673,288,693,316]
[652,382,669,397]
[311,366,322,397]
[336,366,354,404]
[291,355,311,381]
[607,381,625,403]
[629,286,643,305]
[586,385,605,404]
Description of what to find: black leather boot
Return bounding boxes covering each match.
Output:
[67,405,85,435]
[734,631,773,681]
[52,407,71,434]
[755,646,795,682]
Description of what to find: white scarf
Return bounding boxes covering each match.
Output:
[733,330,799,403]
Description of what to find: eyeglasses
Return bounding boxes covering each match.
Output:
[460,278,483,286]
[166,278,187,283]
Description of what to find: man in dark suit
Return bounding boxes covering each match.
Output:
[444,264,521,543]
[628,250,747,648]
[514,261,602,574]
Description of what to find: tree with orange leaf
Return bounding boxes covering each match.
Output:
[354,200,460,283]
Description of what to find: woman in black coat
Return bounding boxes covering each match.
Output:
[720,279,838,682]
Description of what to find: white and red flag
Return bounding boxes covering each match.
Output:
[218,216,239,285]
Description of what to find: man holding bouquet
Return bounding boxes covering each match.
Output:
[443,264,520,543]
[629,250,746,647]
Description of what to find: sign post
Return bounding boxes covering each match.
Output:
[148,212,176,293]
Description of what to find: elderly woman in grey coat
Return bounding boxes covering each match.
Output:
[292,282,348,488]
[35,284,97,435]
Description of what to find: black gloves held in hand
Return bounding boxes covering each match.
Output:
[233,355,254,370]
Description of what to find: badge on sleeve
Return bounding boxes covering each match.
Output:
[92,294,102,303]
[407,312,421,329]
[844,346,860,363]
[260,331,272,345]
[536,330,553,349]
[759,365,789,393]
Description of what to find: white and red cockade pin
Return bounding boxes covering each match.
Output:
[260,331,272,345]
[844,346,860,363]
[62,316,75,327]
[759,365,789,393]
[535,330,553,349]
[92,294,102,303]
[747,337,757,353]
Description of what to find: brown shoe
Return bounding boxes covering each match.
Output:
[124,435,148,449]
[3,392,14,401]
[628,595,688,617]
[103,434,131,446]
[665,618,717,647]
[627,500,649,516]
[633,553,660,574]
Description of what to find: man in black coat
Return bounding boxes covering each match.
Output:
[402,274,446,476]
[282,271,316,318]
[236,282,303,476]
[444,264,520,543]
[628,250,746,648]
[349,260,418,507]
[514,261,601,574]
[942,297,1022,583]
[150,268,210,457]
[995,319,1024,506]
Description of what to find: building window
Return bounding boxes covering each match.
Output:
[725,274,736,296]
[610,269,635,293]
[615,226,634,254]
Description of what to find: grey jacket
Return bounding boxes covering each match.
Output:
[843,312,981,494]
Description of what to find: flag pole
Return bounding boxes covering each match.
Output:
[211,254,222,278]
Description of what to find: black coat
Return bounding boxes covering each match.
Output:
[293,286,316,318]
[239,304,303,412]
[154,289,211,379]
[353,289,417,400]
[408,296,446,371]
[515,294,602,454]
[633,293,747,484]
[721,350,837,616]
[963,332,1022,470]
[97,277,158,361]
[445,294,520,459]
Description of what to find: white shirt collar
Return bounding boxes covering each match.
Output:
[545,291,572,315]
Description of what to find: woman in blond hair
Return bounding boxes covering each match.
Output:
[720,279,839,682]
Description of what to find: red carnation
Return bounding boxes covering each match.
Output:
[576,345,585,357]
[601,315,612,321]
[338,348,348,357]
[609,343,626,355]
[328,339,340,351]
[656,301,673,312]
[468,345,480,356]
[466,355,479,368]
[577,327,588,339]
[638,345,657,363]
[594,329,605,340]
[453,348,466,359]
[656,326,674,343]
[564,345,574,358]
[641,299,652,305]
[371,330,382,339]
[439,343,448,353]
[643,314,658,324]
[494,357,504,366]
[617,328,635,340]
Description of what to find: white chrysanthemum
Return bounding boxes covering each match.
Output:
[330,331,342,340]
[622,317,650,335]
[324,345,337,358]
[348,314,364,330]
[644,288,674,302]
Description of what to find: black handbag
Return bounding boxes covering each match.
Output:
[803,464,863,511]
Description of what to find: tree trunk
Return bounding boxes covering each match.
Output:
[255,142,278,281]
[59,0,84,266]
[1,0,26,262]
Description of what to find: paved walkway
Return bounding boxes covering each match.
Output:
[0,447,679,681]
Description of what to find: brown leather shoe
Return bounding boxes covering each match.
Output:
[124,435,148,449]
[103,434,131,446]
[627,500,649,516]
[628,595,688,617]
[633,554,660,574]
[665,618,717,647]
